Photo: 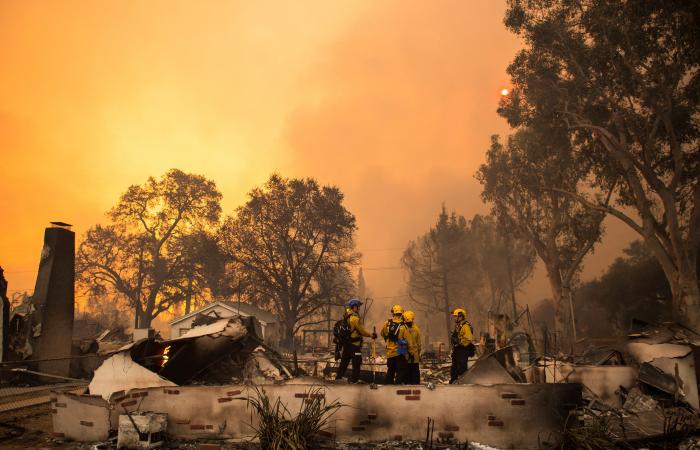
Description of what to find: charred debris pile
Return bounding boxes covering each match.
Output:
[89,315,292,399]
[525,319,700,447]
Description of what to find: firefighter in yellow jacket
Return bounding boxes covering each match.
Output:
[402,310,421,384]
[449,308,474,383]
[337,299,376,383]
[381,304,409,384]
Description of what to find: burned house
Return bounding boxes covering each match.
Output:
[52,314,583,449]
[169,300,280,346]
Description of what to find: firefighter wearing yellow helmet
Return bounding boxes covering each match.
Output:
[449,307,474,383]
[381,304,409,384]
[402,310,421,384]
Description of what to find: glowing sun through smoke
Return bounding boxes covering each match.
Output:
[501,88,509,96]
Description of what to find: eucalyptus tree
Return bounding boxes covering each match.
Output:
[478,127,609,344]
[501,0,700,329]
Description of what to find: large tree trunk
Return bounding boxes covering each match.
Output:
[596,136,700,331]
[138,289,158,330]
[282,315,297,351]
[641,233,700,330]
[544,266,571,351]
[562,284,576,344]
[673,269,700,331]
[184,275,193,315]
[672,245,700,329]
[135,308,152,329]
[140,312,153,329]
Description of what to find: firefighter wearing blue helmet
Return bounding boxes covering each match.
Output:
[335,298,376,383]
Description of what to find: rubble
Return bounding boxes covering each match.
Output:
[626,320,700,410]
[89,351,176,400]
[87,315,290,397]
[456,346,525,385]
[622,387,658,413]
[40,311,700,448]
[243,347,290,382]
[541,319,700,445]
[117,412,167,449]
[458,357,516,384]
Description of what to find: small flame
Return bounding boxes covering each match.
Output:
[161,345,171,367]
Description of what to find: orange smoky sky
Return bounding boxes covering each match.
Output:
[0,1,633,318]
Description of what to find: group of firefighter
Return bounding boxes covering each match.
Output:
[335,298,474,385]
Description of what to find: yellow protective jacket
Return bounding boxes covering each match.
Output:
[452,320,473,348]
[405,323,421,363]
[347,313,371,345]
[381,317,408,358]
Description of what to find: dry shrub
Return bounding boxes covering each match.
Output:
[247,386,342,450]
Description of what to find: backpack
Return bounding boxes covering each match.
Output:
[333,317,352,346]
[386,320,402,342]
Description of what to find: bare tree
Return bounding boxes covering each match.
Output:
[77,169,222,328]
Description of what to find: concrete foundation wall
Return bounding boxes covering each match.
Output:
[53,383,581,448]
[51,392,111,442]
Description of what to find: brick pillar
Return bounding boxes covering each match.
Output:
[31,227,75,378]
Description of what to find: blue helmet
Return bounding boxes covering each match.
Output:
[347,298,363,308]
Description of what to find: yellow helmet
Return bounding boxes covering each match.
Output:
[391,304,403,315]
[403,310,415,322]
[452,308,467,318]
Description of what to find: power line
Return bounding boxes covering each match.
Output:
[363,266,403,271]
[373,294,409,300]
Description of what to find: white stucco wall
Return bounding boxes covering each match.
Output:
[53,382,581,448]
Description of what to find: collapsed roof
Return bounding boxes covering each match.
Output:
[88,315,291,399]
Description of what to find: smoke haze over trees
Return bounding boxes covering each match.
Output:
[77,169,223,329]
[478,127,607,346]
[7,1,699,348]
[501,0,700,330]
[533,241,675,338]
[575,241,673,337]
[401,206,535,341]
